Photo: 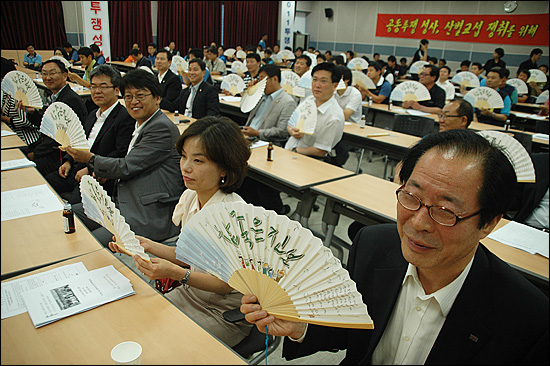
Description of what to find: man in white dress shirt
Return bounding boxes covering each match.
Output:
[436,65,455,100]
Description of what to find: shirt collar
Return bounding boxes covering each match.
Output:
[267,87,283,100]
[135,108,161,130]
[316,95,336,114]
[53,84,69,99]
[95,100,119,120]
[376,75,385,87]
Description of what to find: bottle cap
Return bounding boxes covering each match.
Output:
[64,202,72,210]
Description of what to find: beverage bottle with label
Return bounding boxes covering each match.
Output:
[63,202,76,234]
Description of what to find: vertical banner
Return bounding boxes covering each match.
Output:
[81,1,111,62]
[280,1,296,51]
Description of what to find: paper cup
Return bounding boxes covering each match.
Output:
[111,341,142,365]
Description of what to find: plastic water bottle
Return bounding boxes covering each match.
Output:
[174,110,180,124]
[368,96,373,107]
[360,115,366,129]
[131,60,135,67]
[388,98,393,111]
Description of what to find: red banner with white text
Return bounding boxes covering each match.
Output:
[376,13,549,46]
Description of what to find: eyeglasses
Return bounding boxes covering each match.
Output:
[90,85,116,92]
[438,113,462,120]
[396,187,482,227]
[312,77,332,85]
[123,93,152,102]
[419,72,431,77]
[41,71,63,77]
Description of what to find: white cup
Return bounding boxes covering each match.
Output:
[111,341,142,365]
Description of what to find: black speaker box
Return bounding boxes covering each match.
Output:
[325,8,333,18]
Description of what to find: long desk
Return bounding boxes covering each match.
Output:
[311,174,549,290]
[107,60,137,73]
[1,122,27,150]
[218,94,249,125]
[247,144,354,226]
[1,249,246,365]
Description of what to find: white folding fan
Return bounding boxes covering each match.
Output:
[236,50,247,60]
[390,80,430,102]
[231,60,247,74]
[1,70,43,109]
[536,90,549,104]
[305,52,317,67]
[79,175,150,261]
[351,70,376,90]
[409,60,429,74]
[463,87,504,109]
[49,55,71,69]
[240,77,267,113]
[297,69,312,89]
[477,131,535,183]
[294,98,317,135]
[506,78,528,94]
[139,66,154,75]
[171,55,188,73]
[281,70,301,96]
[221,74,246,95]
[340,53,347,63]
[347,57,369,71]
[528,69,547,84]
[451,71,481,88]
[336,78,347,91]
[39,102,89,151]
[279,49,295,61]
[176,201,374,329]
[224,48,236,58]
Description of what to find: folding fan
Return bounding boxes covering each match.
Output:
[279,50,295,61]
[463,87,504,109]
[351,70,376,90]
[1,70,43,109]
[176,201,374,329]
[347,57,369,71]
[294,98,317,135]
[451,71,481,88]
[221,74,246,95]
[536,90,549,104]
[280,70,301,96]
[477,131,535,183]
[390,81,431,102]
[340,53,347,63]
[139,66,154,75]
[39,102,89,151]
[336,78,346,91]
[240,77,267,113]
[171,55,188,73]
[231,61,247,74]
[224,48,236,58]
[236,50,247,60]
[528,69,547,84]
[409,60,429,74]
[305,52,317,67]
[506,78,528,94]
[79,175,150,261]
[49,55,71,69]
[297,69,312,89]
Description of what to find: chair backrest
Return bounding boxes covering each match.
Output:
[392,114,438,137]
[232,326,281,364]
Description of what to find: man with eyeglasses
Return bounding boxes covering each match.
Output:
[402,65,445,115]
[438,99,473,132]
[241,129,549,365]
[44,65,135,204]
[66,69,184,247]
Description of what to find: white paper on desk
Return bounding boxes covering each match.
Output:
[1,262,88,319]
[513,112,547,120]
[21,265,135,328]
[220,96,242,102]
[487,221,549,258]
[345,122,352,126]
[1,184,64,221]
[406,109,431,116]
[250,140,269,149]
[1,158,36,171]
[1,130,16,137]
[533,133,549,141]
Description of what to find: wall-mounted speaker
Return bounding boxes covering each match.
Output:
[325,8,333,18]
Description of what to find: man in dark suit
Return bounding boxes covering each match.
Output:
[67,69,184,246]
[161,58,219,117]
[22,59,88,176]
[241,129,549,365]
[45,65,134,203]
[128,48,152,70]
[155,49,182,110]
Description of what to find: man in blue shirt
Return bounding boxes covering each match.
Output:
[147,43,157,65]
[356,61,392,104]
[63,42,79,65]
[474,68,511,127]
[90,44,105,64]
[258,33,268,51]
[23,42,42,70]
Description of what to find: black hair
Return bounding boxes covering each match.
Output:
[332,55,345,66]
[260,64,281,82]
[41,59,67,73]
[89,44,101,53]
[471,62,483,70]
[317,54,326,62]
[388,55,396,63]
[420,39,429,45]
[54,47,69,60]
[90,64,122,87]
[207,45,217,54]
[439,58,447,65]
[424,64,440,81]
[428,56,438,64]
[460,60,471,67]
[373,53,380,58]
[400,57,407,63]
[188,48,202,60]
[517,69,531,78]
[325,50,332,56]
[337,65,352,84]
[440,65,451,74]
[369,61,382,72]
[77,47,94,58]
[312,61,341,83]
[24,42,35,49]
[120,69,162,97]
[157,48,173,61]
[129,49,140,57]
[539,64,549,73]
[530,48,543,57]
[296,54,312,67]
[148,42,157,49]
[189,58,206,71]
[1,57,16,79]
[449,98,474,127]
[494,48,505,58]
[246,53,261,63]
[62,41,73,49]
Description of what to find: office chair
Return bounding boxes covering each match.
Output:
[223,308,282,365]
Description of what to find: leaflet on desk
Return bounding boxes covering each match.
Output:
[488,221,549,258]
[21,265,135,328]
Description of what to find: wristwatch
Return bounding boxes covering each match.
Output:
[87,154,96,174]
[179,269,191,285]
[292,147,297,153]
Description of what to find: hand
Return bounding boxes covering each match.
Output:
[402,100,413,109]
[241,126,259,137]
[58,161,72,178]
[134,256,178,280]
[480,108,491,116]
[247,79,258,88]
[237,72,245,78]
[529,81,538,88]
[109,235,153,254]
[15,100,34,114]
[67,71,78,82]
[92,172,107,184]
[289,127,303,139]
[241,295,307,339]
[74,167,89,182]
[221,89,232,96]
[65,146,93,163]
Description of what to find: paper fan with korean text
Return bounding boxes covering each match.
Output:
[171,55,188,73]
[39,102,89,151]
[224,48,236,58]
[80,175,150,261]
[528,69,546,84]
[409,61,429,74]
[236,50,247,60]
[477,131,535,183]
[293,97,317,135]
[347,58,369,71]
[352,71,376,90]
[1,70,43,109]
[390,80,430,102]
[451,71,480,88]
[536,90,549,104]
[463,87,504,109]
[281,70,301,96]
[231,61,247,74]
[240,77,267,113]
[506,78,528,94]
[221,74,246,95]
[279,49,295,61]
[49,55,71,69]
[175,201,374,329]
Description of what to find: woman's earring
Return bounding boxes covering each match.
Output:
[220,176,226,185]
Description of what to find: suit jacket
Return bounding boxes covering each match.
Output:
[163,81,220,117]
[245,89,295,141]
[283,223,549,365]
[136,56,152,70]
[93,110,185,242]
[159,70,182,110]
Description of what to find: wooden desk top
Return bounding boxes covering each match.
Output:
[248,145,354,189]
[219,93,242,108]
[364,103,440,120]
[1,123,26,149]
[344,123,420,149]
[1,249,246,365]
[516,102,544,109]
[212,74,224,82]
[1,148,26,161]
[107,61,136,68]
